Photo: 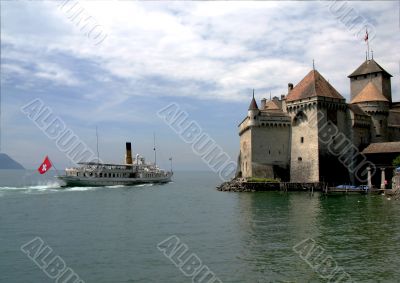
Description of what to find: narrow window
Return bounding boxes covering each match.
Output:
[301,137,304,143]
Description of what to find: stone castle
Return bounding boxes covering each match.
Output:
[238,57,400,184]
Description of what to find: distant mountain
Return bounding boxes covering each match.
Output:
[0,153,24,169]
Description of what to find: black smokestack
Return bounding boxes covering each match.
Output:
[125,142,133,165]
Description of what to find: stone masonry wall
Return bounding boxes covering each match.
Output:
[289,105,320,183]
[251,124,290,179]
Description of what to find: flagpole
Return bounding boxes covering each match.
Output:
[365,27,370,60]
[48,156,60,176]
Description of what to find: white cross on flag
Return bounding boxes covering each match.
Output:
[38,156,52,174]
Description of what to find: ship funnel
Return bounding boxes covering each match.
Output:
[125,142,133,165]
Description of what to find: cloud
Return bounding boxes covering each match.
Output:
[1,1,399,168]
[1,1,399,103]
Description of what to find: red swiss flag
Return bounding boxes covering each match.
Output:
[364,29,369,42]
[38,156,52,174]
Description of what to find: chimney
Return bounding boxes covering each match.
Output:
[288,83,293,93]
[260,98,266,109]
[125,142,133,165]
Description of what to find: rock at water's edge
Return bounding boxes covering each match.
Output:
[217,178,255,192]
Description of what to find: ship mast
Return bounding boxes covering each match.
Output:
[153,132,157,167]
[95,126,100,164]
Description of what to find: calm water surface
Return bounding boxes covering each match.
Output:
[1,170,400,282]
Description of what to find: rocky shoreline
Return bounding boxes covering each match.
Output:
[216,178,281,192]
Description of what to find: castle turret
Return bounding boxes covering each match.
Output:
[248,90,259,127]
[351,81,390,142]
[348,58,393,103]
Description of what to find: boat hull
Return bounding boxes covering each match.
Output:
[56,175,172,187]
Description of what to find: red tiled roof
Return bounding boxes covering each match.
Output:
[286,70,345,102]
[350,82,389,104]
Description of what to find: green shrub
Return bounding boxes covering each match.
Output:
[393,155,400,167]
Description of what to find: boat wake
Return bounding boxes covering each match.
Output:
[0,181,101,195]
[132,183,154,188]
[0,180,167,197]
[0,181,62,195]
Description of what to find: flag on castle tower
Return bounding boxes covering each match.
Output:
[364,29,369,42]
[38,156,52,174]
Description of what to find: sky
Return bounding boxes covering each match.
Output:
[1,1,399,170]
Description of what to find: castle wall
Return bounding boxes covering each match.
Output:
[356,101,390,143]
[352,126,371,149]
[317,105,353,184]
[382,76,392,103]
[348,109,371,150]
[251,124,290,180]
[370,113,389,143]
[289,104,320,183]
[388,127,400,141]
[239,129,252,178]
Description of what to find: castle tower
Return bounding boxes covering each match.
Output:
[286,69,349,184]
[348,58,393,103]
[248,90,260,127]
[238,91,291,179]
[350,81,390,142]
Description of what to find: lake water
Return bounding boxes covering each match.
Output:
[1,170,400,282]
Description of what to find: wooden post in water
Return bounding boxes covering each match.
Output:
[367,167,372,189]
[380,168,386,191]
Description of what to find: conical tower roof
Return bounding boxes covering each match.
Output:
[350,81,389,104]
[286,70,344,102]
[248,90,259,110]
